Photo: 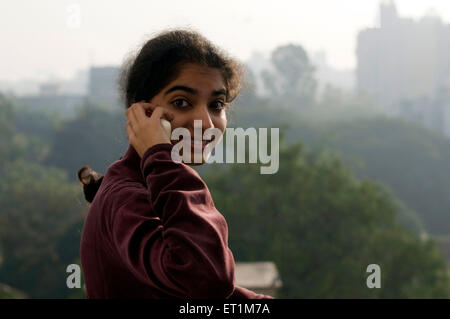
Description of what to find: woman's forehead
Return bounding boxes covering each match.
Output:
[173,63,225,88]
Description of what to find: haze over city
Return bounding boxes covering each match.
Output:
[1,0,449,86]
[3,0,450,300]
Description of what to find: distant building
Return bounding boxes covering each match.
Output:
[39,83,61,96]
[356,0,450,109]
[88,66,121,107]
[235,261,282,297]
[15,66,122,118]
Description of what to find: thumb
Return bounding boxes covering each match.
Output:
[151,106,174,123]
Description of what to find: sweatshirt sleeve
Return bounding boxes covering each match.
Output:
[229,286,274,299]
[109,143,235,298]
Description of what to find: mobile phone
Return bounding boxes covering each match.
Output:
[145,109,172,138]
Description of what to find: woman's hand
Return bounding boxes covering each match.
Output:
[125,101,174,158]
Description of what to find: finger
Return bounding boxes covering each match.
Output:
[133,100,154,111]
[133,102,157,124]
[126,106,139,127]
[143,103,156,117]
[125,119,134,131]
[149,106,166,125]
[125,121,135,140]
[140,102,159,118]
[151,106,174,122]
[133,103,150,124]
[163,109,175,122]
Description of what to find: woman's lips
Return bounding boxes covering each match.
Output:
[191,139,209,151]
[176,138,213,151]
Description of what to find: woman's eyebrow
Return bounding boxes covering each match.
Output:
[163,85,227,97]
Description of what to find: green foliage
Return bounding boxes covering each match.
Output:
[1,41,450,299]
[317,85,378,110]
[312,117,450,235]
[0,94,55,164]
[203,141,450,298]
[230,94,449,235]
[0,159,85,298]
[0,94,15,162]
[0,283,27,299]
[45,101,128,176]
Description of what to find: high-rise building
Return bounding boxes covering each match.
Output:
[88,66,121,107]
[356,0,450,109]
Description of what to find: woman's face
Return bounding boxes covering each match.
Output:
[149,63,228,165]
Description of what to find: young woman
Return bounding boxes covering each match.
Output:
[79,28,273,299]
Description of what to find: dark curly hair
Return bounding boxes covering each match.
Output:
[78,27,245,203]
[119,27,244,108]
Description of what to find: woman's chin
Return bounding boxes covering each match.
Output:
[177,148,211,166]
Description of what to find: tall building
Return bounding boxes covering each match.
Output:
[16,66,121,118]
[356,0,450,109]
[88,66,121,107]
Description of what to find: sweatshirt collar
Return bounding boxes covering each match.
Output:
[118,144,145,183]
[121,144,140,163]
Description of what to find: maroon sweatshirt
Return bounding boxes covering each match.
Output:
[80,143,273,299]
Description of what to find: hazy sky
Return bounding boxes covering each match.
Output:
[1,0,449,82]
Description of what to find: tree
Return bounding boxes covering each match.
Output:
[0,160,85,298]
[0,95,86,298]
[45,101,127,176]
[0,94,15,162]
[261,44,317,107]
[313,117,450,235]
[202,140,450,298]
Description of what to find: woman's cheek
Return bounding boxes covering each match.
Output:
[214,113,227,131]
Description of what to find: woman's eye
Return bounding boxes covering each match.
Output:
[172,98,190,108]
[210,101,226,110]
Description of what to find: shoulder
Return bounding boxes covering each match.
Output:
[99,160,146,206]
[86,161,146,230]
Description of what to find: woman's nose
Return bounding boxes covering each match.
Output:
[190,105,215,131]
